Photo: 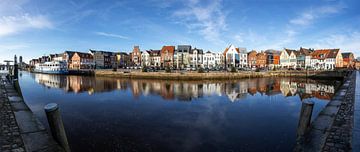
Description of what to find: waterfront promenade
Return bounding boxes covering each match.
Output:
[0,73,64,152]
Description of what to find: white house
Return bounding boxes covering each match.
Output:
[310,49,342,70]
[141,51,151,66]
[149,50,161,67]
[280,49,297,68]
[325,49,342,70]
[238,48,247,68]
[223,44,240,67]
[190,48,203,68]
[203,51,216,68]
[214,53,224,67]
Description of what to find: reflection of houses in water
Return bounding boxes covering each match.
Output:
[34,74,67,89]
[279,78,335,100]
[33,73,336,102]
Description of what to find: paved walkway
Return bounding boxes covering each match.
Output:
[353,71,360,152]
[321,72,356,152]
[0,75,26,152]
[0,74,64,152]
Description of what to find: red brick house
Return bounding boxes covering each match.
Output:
[160,46,175,68]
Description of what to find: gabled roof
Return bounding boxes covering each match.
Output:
[299,47,313,56]
[74,52,93,58]
[311,49,339,59]
[285,49,297,56]
[161,46,175,54]
[223,44,240,55]
[326,49,340,58]
[311,50,330,60]
[341,52,353,59]
[149,50,161,56]
[190,48,203,54]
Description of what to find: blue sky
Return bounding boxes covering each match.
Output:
[1,0,360,63]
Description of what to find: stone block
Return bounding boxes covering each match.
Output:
[10,102,30,111]
[8,96,23,102]
[14,111,46,133]
[22,131,64,152]
[319,105,339,116]
[327,100,342,107]
[311,115,334,131]
[302,129,328,152]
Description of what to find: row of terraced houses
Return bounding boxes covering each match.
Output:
[29,44,356,70]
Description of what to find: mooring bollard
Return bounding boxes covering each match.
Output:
[13,64,18,79]
[44,103,71,152]
[297,100,314,137]
[12,79,23,98]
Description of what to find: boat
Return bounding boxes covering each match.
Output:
[34,61,69,74]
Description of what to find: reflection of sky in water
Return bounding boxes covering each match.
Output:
[18,72,337,152]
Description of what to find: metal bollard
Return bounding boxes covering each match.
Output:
[297,100,314,137]
[44,103,71,152]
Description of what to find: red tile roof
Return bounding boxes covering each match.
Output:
[161,46,175,54]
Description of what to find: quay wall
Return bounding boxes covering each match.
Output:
[294,71,356,152]
[95,70,347,80]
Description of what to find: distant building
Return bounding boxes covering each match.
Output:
[299,47,313,68]
[141,50,151,66]
[63,51,77,68]
[115,52,130,68]
[131,46,142,66]
[190,48,203,68]
[310,50,328,70]
[29,59,40,66]
[160,46,175,68]
[280,49,297,68]
[310,49,342,70]
[89,49,115,69]
[342,52,355,68]
[238,48,247,68]
[175,45,191,69]
[70,52,94,69]
[223,44,240,68]
[149,50,161,67]
[265,50,281,69]
[326,49,343,69]
[248,50,257,68]
[203,51,216,68]
[256,52,267,68]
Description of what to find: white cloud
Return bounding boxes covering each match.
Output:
[0,14,52,37]
[172,0,227,44]
[308,31,360,57]
[0,0,53,37]
[290,4,345,26]
[95,32,130,40]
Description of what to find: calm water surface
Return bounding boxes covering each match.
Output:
[18,71,338,152]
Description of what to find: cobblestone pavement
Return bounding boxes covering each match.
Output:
[0,77,26,152]
[322,72,356,152]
